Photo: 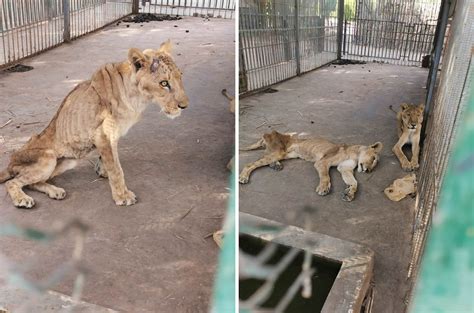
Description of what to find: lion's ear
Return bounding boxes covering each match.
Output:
[400,103,409,110]
[128,48,147,72]
[418,104,425,112]
[370,142,383,153]
[158,39,173,55]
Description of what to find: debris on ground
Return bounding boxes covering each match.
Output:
[331,59,367,65]
[0,119,12,129]
[384,173,417,201]
[122,13,182,23]
[3,64,34,73]
[212,230,224,249]
[263,88,278,93]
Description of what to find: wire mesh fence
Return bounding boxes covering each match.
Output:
[239,0,339,93]
[408,0,473,290]
[138,0,235,19]
[342,0,441,66]
[0,0,132,68]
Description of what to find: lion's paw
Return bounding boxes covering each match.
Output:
[316,183,331,196]
[114,190,137,206]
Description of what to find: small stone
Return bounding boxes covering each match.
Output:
[185,30,189,33]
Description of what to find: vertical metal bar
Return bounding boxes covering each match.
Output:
[294,0,300,75]
[132,0,139,13]
[1,0,7,65]
[343,18,347,56]
[63,0,70,41]
[423,0,450,140]
[336,0,344,59]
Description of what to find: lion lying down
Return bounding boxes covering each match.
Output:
[0,40,189,208]
[239,131,383,201]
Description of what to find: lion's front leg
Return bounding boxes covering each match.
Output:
[314,161,331,196]
[337,167,358,202]
[95,134,137,206]
[392,134,412,171]
[410,134,421,170]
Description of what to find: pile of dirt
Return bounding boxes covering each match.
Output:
[3,64,34,73]
[122,13,182,23]
[331,59,367,65]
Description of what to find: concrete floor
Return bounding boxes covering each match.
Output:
[239,63,428,313]
[0,17,234,313]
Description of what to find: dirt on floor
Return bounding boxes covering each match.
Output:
[0,17,234,313]
[239,63,428,313]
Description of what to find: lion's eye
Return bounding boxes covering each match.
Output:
[160,80,169,87]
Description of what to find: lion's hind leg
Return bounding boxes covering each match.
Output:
[239,152,285,184]
[5,149,57,208]
[94,156,108,178]
[28,182,66,200]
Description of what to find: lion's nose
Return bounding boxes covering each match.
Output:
[178,96,189,109]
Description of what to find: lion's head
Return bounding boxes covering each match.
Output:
[400,103,424,130]
[128,41,189,119]
[358,142,383,173]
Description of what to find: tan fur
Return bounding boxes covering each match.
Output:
[1,41,189,208]
[222,89,235,114]
[223,88,235,170]
[392,103,424,171]
[239,131,383,201]
[384,173,417,201]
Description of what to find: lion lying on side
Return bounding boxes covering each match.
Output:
[0,41,189,208]
[239,131,383,201]
[393,103,424,171]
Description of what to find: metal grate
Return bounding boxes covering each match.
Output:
[138,0,235,19]
[70,0,133,39]
[342,0,441,66]
[0,0,132,68]
[408,0,473,287]
[297,0,338,73]
[239,0,339,93]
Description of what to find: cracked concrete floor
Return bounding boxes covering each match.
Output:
[0,17,234,313]
[239,63,427,313]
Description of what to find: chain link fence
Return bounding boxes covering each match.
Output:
[239,0,443,94]
[138,0,235,18]
[0,0,235,68]
[409,0,473,283]
[0,0,133,68]
[342,0,441,66]
[239,0,338,93]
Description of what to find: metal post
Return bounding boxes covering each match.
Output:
[132,0,139,14]
[423,0,450,141]
[337,0,345,59]
[295,0,301,76]
[63,0,70,42]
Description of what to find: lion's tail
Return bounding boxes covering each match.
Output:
[221,89,233,101]
[0,168,13,183]
[240,138,265,151]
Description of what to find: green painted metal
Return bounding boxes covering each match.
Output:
[411,71,474,312]
[211,173,236,313]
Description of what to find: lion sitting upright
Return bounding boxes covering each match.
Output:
[392,103,424,171]
[0,40,189,208]
[239,131,383,201]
